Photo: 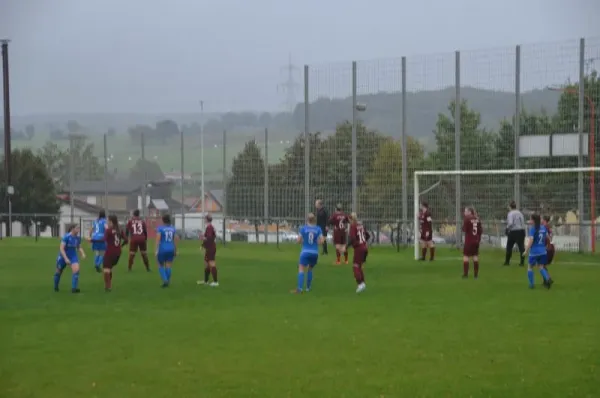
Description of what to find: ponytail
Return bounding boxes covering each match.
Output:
[532,213,541,236]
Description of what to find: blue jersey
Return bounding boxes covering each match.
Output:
[57,233,81,264]
[157,225,176,253]
[529,225,548,256]
[300,224,322,254]
[92,218,107,241]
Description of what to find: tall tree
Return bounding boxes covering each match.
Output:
[0,149,60,233]
[225,140,265,218]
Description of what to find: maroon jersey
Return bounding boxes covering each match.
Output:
[419,210,432,240]
[463,215,482,245]
[126,217,147,242]
[105,228,127,255]
[329,211,348,245]
[202,224,216,251]
[349,223,370,249]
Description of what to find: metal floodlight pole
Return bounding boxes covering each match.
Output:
[180,128,185,233]
[200,100,205,231]
[351,61,357,213]
[103,134,109,214]
[7,185,13,235]
[303,65,310,216]
[69,136,75,223]
[454,50,462,248]
[141,132,147,218]
[514,45,521,208]
[2,40,12,237]
[401,56,408,231]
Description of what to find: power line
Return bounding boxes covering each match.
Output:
[277,54,300,113]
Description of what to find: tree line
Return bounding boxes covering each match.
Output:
[225,73,600,223]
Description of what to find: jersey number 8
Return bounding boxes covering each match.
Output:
[308,232,314,244]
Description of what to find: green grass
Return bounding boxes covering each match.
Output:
[1,240,599,398]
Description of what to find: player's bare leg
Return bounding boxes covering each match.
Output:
[209,260,218,287]
[334,244,344,265]
[103,267,112,292]
[140,251,150,271]
[428,242,435,261]
[128,251,136,271]
[419,241,427,261]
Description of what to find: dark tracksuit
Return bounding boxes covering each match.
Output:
[316,207,328,254]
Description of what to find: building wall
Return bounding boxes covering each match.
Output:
[0,204,96,237]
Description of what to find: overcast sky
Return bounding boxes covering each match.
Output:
[0,0,599,115]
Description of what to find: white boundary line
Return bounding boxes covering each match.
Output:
[429,257,598,266]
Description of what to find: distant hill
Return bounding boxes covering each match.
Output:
[4,87,560,141]
[292,87,561,139]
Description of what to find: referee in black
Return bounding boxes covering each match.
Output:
[504,200,526,266]
[315,199,329,255]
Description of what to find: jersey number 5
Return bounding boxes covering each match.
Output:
[472,223,478,235]
[114,234,120,246]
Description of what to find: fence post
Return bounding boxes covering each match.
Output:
[264,127,269,244]
[303,65,310,216]
[514,45,521,208]
[103,133,109,214]
[141,132,147,218]
[401,56,408,235]
[578,37,585,252]
[351,61,358,213]
[454,51,461,248]
[222,129,227,246]
[180,128,185,234]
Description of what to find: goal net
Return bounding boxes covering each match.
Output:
[413,167,599,260]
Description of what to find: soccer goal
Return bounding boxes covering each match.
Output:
[413,167,599,260]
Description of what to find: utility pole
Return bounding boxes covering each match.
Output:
[278,54,300,113]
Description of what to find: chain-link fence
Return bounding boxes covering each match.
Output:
[2,37,599,252]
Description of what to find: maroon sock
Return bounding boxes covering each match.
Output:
[474,261,479,277]
[204,267,211,282]
[430,247,435,260]
[421,248,426,259]
[210,267,218,282]
[141,253,150,269]
[463,261,469,276]
[360,267,365,283]
[353,266,362,284]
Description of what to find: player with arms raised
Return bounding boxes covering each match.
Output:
[349,212,370,293]
[126,209,150,272]
[198,214,219,287]
[462,207,482,279]
[418,201,435,261]
[103,215,128,292]
[329,204,349,265]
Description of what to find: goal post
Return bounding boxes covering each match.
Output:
[413,167,599,260]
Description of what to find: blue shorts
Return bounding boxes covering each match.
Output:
[56,255,79,269]
[299,252,318,267]
[92,241,106,251]
[529,253,547,266]
[157,251,175,264]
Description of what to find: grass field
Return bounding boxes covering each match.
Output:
[1,240,599,398]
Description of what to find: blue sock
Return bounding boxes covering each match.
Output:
[306,269,313,290]
[98,255,104,268]
[94,255,99,267]
[297,271,305,292]
[53,271,61,289]
[527,270,534,287]
[540,268,549,281]
[166,267,172,281]
[71,271,80,289]
[159,266,167,283]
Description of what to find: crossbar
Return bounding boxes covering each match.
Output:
[416,167,600,177]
